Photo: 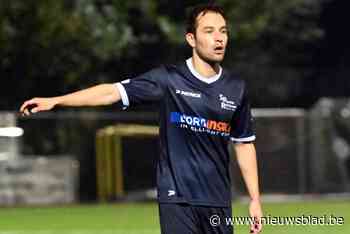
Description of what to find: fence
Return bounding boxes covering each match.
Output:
[0,102,349,204]
[94,109,311,202]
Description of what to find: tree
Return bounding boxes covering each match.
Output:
[0,0,325,109]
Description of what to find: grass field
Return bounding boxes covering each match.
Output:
[0,200,349,234]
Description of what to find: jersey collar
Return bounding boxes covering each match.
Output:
[186,58,222,84]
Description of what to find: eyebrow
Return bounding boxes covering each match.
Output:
[202,26,228,30]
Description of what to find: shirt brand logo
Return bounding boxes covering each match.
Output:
[176,89,201,98]
[219,94,237,111]
[168,190,176,196]
[121,79,130,84]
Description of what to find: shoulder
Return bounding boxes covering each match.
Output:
[146,63,182,77]
[152,62,189,81]
[163,62,186,74]
[134,65,171,84]
[146,65,169,76]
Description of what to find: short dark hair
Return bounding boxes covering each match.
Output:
[186,3,227,34]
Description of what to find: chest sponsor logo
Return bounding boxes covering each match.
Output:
[170,112,231,137]
[175,89,201,98]
[219,94,237,111]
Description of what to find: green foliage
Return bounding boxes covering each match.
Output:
[215,0,324,106]
[0,0,325,108]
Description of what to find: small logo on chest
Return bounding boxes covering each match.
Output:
[219,94,237,111]
[168,190,176,196]
[176,89,201,98]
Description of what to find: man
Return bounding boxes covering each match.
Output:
[20,4,263,234]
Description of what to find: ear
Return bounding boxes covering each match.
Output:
[186,33,196,48]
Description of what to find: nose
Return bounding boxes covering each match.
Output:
[213,31,224,43]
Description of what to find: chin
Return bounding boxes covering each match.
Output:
[208,56,225,63]
[196,51,225,64]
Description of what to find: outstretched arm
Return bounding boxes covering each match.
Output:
[20,84,120,115]
[233,143,263,234]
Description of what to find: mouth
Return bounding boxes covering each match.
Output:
[214,46,225,54]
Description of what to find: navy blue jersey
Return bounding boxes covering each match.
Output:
[116,58,256,207]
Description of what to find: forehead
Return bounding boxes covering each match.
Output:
[196,11,226,28]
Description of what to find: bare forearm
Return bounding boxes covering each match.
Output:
[20,83,121,115]
[234,143,260,201]
[55,84,120,107]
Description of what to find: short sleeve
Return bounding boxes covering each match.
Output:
[230,86,256,143]
[114,66,167,109]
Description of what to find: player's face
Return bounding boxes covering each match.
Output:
[187,12,228,64]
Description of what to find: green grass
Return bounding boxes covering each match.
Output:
[0,200,349,234]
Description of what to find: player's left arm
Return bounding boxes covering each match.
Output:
[233,142,263,234]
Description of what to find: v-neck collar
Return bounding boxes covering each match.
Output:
[186,58,222,84]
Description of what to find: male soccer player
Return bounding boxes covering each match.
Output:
[20,4,263,234]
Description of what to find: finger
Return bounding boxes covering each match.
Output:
[23,108,30,116]
[20,99,35,112]
[20,102,29,113]
[31,107,40,113]
[257,222,263,232]
[251,227,259,234]
[250,224,255,233]
[249,219,260,233]
[253,224,260,233]
[254,220,262,233]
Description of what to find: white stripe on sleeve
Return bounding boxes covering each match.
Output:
[230,135,256,143]
[115,82,129,110]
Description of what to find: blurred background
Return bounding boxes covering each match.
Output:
[0,0,350,233]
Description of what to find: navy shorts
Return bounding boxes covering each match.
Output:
[158,203,234,234]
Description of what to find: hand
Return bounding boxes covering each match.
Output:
[249,199,263,233]
[20,97,58,116]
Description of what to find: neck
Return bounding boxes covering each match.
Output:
[191,53,220,78]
